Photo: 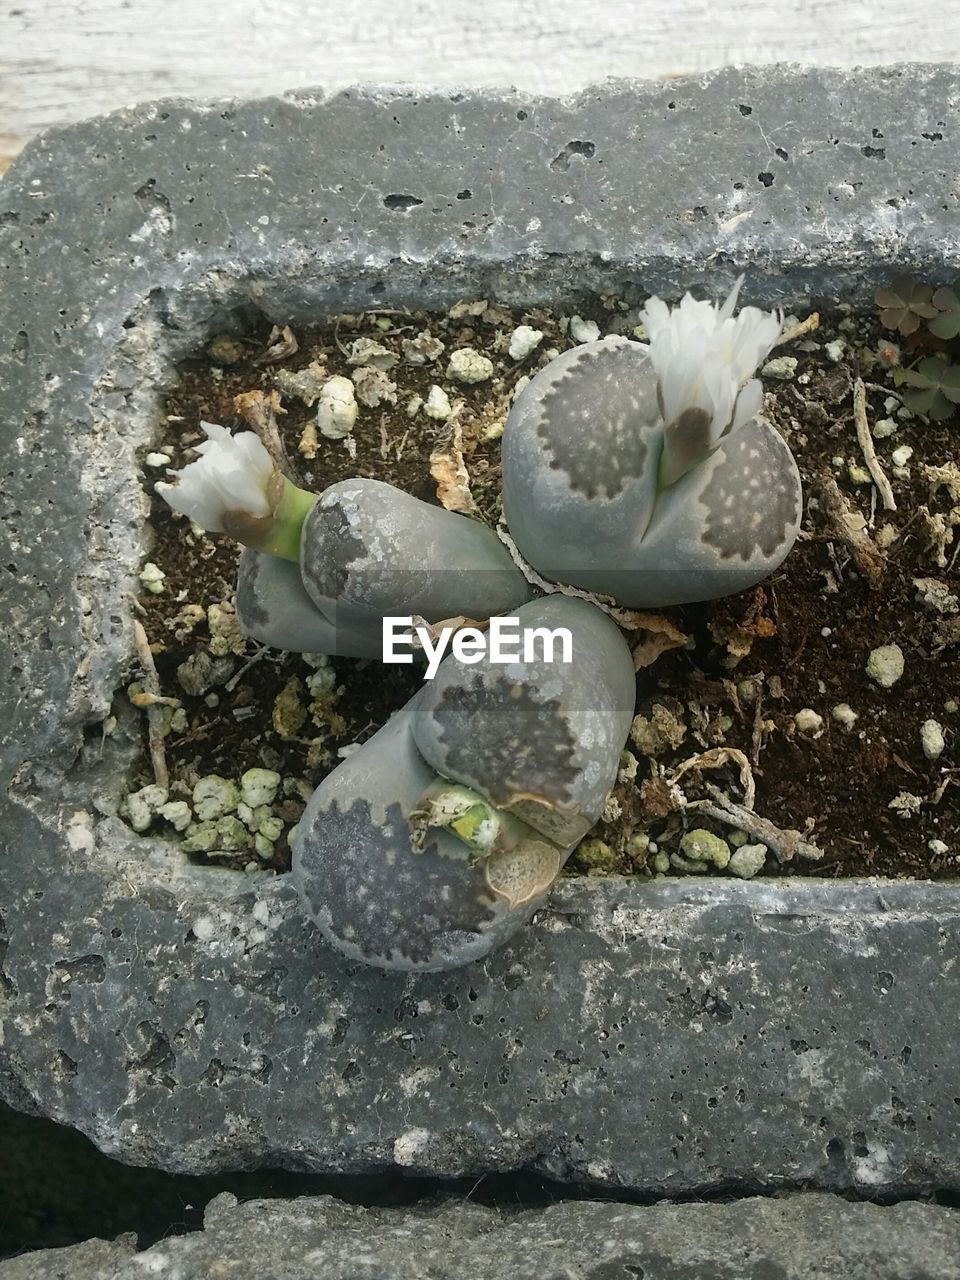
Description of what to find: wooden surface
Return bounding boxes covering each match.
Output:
[1,0,959,172]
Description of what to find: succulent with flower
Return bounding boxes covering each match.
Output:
[501,277,802,607]
[292,595,636,970]
[156,279,803,971]
[157,424,531,657]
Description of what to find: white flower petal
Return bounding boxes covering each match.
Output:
[156,425,274,532]
[640,280,783,457]
[731,379,763,433]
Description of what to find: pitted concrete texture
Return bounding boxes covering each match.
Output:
[3,1193,960,1280]
[2,69,960,1186]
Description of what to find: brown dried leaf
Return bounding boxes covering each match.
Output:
[626,612,689,669]
[710,587,777,659]
[408,615,489,648]
[639,776,683,819]
[253,324,298,366]
[932,616,960,652]
[429,421,477,513]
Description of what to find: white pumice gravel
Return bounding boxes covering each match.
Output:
[889,791,923,817]
[316,375,358,439]
[794,708,824,736]
[240,768,281,808]
[866,644,905,688]
[424,384,452,420]
[920,719,946,761]
[831,703,859,731]
[760,355,797,380]
[728,844,768,879]
[138,562,166,594]
[122,784,169,832]
[192,775,240,822]
[508,325,544,360]
[569,315,601,344]
[447,347,494,384]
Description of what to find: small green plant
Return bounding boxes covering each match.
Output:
[927,285,960,340]
[895,355,960,421]
[875,275,960,423]
[875,276,938,336]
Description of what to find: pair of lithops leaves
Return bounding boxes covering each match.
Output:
[504,290,803,607]
[289,595,636,971]
[235,499,633,971]
[160,280,803,970]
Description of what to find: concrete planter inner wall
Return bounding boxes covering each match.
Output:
[2,66,960,1193]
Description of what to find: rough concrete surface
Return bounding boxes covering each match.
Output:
[3,1192,960,1279]
[3,0,959,166]
[2,69,960,1188]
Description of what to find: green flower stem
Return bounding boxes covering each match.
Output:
[258,478,317,562]
[223,474,317,562]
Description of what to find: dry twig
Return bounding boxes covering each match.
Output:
[775,311,820,346]
[818,476,886,590]
[853,376,896,511]
[691,784,823,862]
[233,388,300,482]
[132,619,169,790]
[670,747,756,810]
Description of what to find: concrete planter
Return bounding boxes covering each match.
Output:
[2,66,960,1193]
[4,1193,960,1280]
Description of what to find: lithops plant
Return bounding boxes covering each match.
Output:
[502,279,803,607]
[153,283,806,971]
[235,549,383,658]
[291,595,636,970]
[298,477,531,631]
[158,425,531,654]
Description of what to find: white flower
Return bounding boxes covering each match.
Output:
[156,423,274,532]
[641,277,783,466]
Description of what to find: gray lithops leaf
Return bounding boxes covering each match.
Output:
[699,420,802,562]
[502,338,663,588]
[235,548,383,658]
[532,338,660,500]
[422,678,581,807]
[291,693,547,972]
[412,596,636,844]
[300,477,532,630]
[593,416,802,607]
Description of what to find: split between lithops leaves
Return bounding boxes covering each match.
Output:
[502,279,802,608]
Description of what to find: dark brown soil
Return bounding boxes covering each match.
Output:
[128,297,959,880]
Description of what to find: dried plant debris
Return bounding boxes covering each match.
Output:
[120,297,957,881]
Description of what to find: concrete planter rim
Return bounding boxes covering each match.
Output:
[2,66,959,1193]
